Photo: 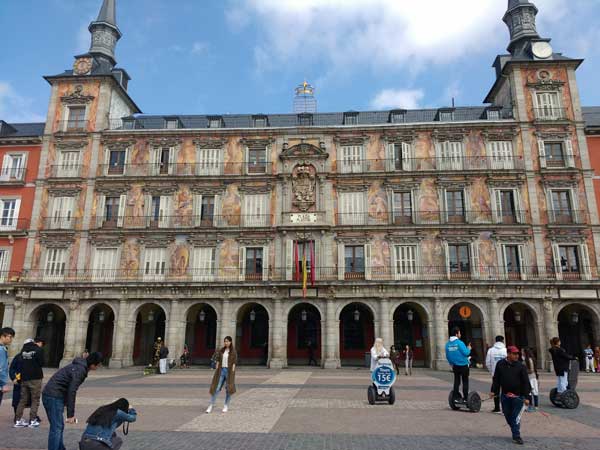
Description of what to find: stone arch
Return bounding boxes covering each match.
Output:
[555,302,600,366]
[235,302,270,365]
[501,301,541,360]
[335,299,377,321]
[392,301,431,367]
[287,302,322,366]
[447,301,487,368]
[338,302,375,366]
[28,303,68,367]
[85,303,116,365]
[184,302,218,364]
[132,303,168,366]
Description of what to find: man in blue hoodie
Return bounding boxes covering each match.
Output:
[0,327,16,407]
[445,327,472,401]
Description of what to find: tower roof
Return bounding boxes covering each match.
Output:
[96,0,117,26]
[507,0,538,12]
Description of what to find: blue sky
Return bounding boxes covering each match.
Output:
[1,0,600,122]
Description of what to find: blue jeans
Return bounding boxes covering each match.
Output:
[501,394,525,439]
[43,394,66,450]
[210,368,230,406]
[556,373,569,393]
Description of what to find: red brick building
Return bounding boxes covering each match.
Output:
[585,108,600,219]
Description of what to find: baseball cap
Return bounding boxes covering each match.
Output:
[507,346,520,354]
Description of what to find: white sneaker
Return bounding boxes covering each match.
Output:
[222,405,228,413]
[28,419,41,428]
[13,419,29,428]
[205,404,213,414]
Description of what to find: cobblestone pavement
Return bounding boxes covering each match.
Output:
[1,367,599,450]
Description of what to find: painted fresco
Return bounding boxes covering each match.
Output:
[45,143,57,179]
[52,81,101,133]
[220,184,241,226]
[543,232,554,272]
[176,138,196,175]
[69,237,80,274]
[38,190,50,229]
[537,181,550,225]
[366,134,385,171]
[125,185,144,227]
[418,178,439,223]
[522,67,574,122]
[477,232,497,278]
[370,234,390,279]
[466,131,485,159]
[224,137,243,175]
[470,177,492,223]
[367,180,389,223]
[128,139,149,176]
[120,238,140,277]
[218,238,239,280]
[414,132,435,170]
[174,186,193,227]
[169,237,189,278]
[420,232,445,269]
[32,240,42,272]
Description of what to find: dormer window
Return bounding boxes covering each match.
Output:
[253,115,268,128]
[486,108,501,120]
[208,116,223,128]
[298,113,313,126]
[390,110,406,124]
[343,112,359,125]
[164,118,179,129]
[122,119,135,130]
[438,109,455,122]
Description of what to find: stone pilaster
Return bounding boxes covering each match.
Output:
[543,298,558,371]
[166,298,184,365]
[60,297,81,366]
[379,298,392,349]
[488,297,503,341]
[269,298,285,369]
[219,298,234,342]
[109,297,130,368]
[433,298,448,370]
[323,297,340,369]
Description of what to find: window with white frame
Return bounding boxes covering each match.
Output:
[247,147,267,174]
[393,191,414,224]
[146,195,172,228]
[151,147,175,175]
[442,189,465,224]
[488,141,514,170]
[343,113,358,125]
[338,191,365,225]
[49,196,75,229]
[486,109,501,120]
[393,245,418,280]
[208,118,223,128]
[165,119,179,129]
[43,247,67,281]
[96,194,126,228]
[439,111,454,122]
[239,246,269,281]
[436,141,463,170]
[537,138,574,168]
[197,148,222,176]
[391,142,413,171]
[192,193,220,227]
[1,153,25,180]
[143,248,167,280]
[92,248,119,281]
[535,92,562,120]
[0,249,10,282]
[66,106,86,130]
[444,241,479,279]
[339,145,364,174]
[243,193,269,227]
[492,189,523,224]
[552,243,591,280]
[549,189,576,224]
[191,247,216,281]
[500,244,527,280]
[0,198,20,230]
[105,148,127,175]
[57,150,80,177]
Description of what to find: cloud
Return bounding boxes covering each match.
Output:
[191,41,210,56]
[0,82,45,123]
[370,89,424,110]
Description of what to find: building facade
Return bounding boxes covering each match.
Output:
[3,0,600,369]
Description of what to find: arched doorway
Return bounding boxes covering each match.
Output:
[85,304,114,366]
[393,303,429,367]
[448,302,485,368]
[236,303,269,365]
[287,303,321,366]
[504,303,538,358]
[132,304,166,366]
[558,304,599,368]
[185,303,217,365]
[339,303,374,366]
[33,305,66,367]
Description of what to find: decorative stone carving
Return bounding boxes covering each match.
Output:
[149,138,182,147]
[189,184,224,195]
[143,182,179,195]
[89,234,125,247]
[55,139,88,149]
[432,128,468,142]
[61,85,95,105]
[101,138,136,149]
[238,182,273,194]
[333,135,369,146]
[482,128,518,141]
[280,142,328,160]
[382,131,416,144]
[140,235,175,247]
[95,182,130,195]
[47,187,81,197]
[334,233,372,244]
[40,233,75,247]
[187,234,223,246]
[193,139,226,149]
[291,165,316,212]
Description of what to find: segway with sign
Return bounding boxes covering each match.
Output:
[368,357,397,405]
[549,359,580,409]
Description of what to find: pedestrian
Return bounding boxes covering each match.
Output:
[523,348,539,412]
[370,338,389,372]
[548,337,577,395]
[261,341,268,366]
[9,346,23,423]
[206,336,237,413]
[584,344,594,372]
[152,338,162,368]
[445,327,471,403]
[403,345,413,376]
[595,346,600,373]
[389,345,400,375]
[307,340,317,366]
[485,335,507,414]
[79,398,137,450]
[0,327,16,407]
[180,344,191,369]
[14,337,46,428]
[158,342,169,374]
[490,345,531,445]
[42,352,103,450]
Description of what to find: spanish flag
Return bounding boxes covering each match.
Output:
[302,245,308,297]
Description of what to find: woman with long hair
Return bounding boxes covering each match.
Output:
[206,336,237,413]
[79,398,136,450]
[370,338,389,372]
[522,348,539,411]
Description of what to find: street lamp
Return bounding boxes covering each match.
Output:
[407,309,414,322]
[199,309,206,322]
[353,309,360,321]
[98,310,106,323]
[147,310,155,322]
[47,310,54,323]
[250,309,256,322]
[301,310,307,322]
[571,311,579,324]
[514,310,521,323]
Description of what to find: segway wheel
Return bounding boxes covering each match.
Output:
[388,386,396,405]
[448,391,461,410]
[466,392,482,413]
[368,385,376,405]
[561,390,579,409]
[549,388,559,407]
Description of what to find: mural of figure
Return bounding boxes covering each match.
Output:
[370,237,390,278]
[129,185,145,226]
[414,133,435,170]
[419,179,439,223]
[174,187,192,227]
[177,139,196,175]
[470,177,491,223]
[170,243,189,277]
[420,233,444,271]
[368,181,388,222]
[121,239,140,277]
[129,140,148,176]
[219,239,239,280]
[367,134,385,171]
[478,232,496,278]
[220,184,241,226]
[225,137,243,175]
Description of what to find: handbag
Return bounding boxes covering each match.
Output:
[210,351,219,369]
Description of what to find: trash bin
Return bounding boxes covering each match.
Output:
[365,352,371,368]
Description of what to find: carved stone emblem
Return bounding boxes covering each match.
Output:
[292,165,316,212]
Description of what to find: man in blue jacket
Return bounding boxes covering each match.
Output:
[0,327,16,406]
[445,327,472,401]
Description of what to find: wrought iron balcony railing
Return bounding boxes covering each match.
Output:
[93,214,273,229]
[335,210,529,226]
[56,120,89,133]
[49,165,82,178]
[43,216,82,230]
[0,218,30,232]
[96,162,271,177]
[534,107,567,121]
[548,210,589,225]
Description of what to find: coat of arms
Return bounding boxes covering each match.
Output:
[292,165,316,212]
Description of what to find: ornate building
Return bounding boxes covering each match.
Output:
[3,0,600,369]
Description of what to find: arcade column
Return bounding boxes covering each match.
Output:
[323,297,340,369]
[110,298,130,368]
[433,298,448,370]
[269,299,285,369]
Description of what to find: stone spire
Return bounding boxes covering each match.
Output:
[503,0,540,56]
[88,0,122,68]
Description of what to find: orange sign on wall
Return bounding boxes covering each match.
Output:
[459,306,472,319]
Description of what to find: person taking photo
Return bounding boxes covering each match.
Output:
[79,398,137,450]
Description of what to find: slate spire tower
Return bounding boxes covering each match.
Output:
[88,0,122,70]
[503,0,541,56]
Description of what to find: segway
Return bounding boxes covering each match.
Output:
[367,357,397,405]
[448,391,482,412]
[549,359,580,409]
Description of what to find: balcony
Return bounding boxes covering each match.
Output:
[56,120,89,133]
[335,210,527,226]
[534,107,567,121]
[93,214,272,230]
[0,271,23,283]
[0,218,30,234]
[43,216,82,231]
[548,210,588,225]
[50,165,82,178]
[97,162,262,178]
[0,167,26,183]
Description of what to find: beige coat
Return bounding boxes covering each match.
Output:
[209,348,237,395]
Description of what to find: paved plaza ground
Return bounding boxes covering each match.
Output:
[1,366,599,450]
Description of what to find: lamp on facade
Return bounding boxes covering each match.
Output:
[46,310,54,323]
[514,310,521,323]
[353,309,360,321]
[301,310,307,322]
[147,310,155,322]
[407,309,414,322]
[571,311,579,324]
[199,309,206,322]
[250,309,256,322]
[98,310,106,323]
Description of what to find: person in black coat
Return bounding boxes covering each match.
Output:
[548,337,577,394]
[14,337,45,427]
[490,346,531,445]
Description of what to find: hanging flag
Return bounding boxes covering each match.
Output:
[302,244,308,297]
[309,240,315,286]
[294,241,300,282]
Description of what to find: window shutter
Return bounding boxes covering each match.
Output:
[496,243,507,280]
[515,189,525,224]
[285,239,294,281]
[143,194,152,227]
[92,247,100,281]
[464,186,472,223]
[1,154,11,180]
[569,188,579,224]
[385,143,394,172]
[492,189,502,224]
[213,194,221,227]
[364,243,372,280]
[410,189,417,224]
[402,142,412,171]
[117,194,127,227]
[193,194,203,227]
[238,247,246,281]
[564,139,575,168]
[64,197,74,228]
[518,244,527,281]
[0,250,8,281]
[443,241,450,279]
[263,193,270,227]
[168,147,176,174]
[159,196,171,228]
[314,239,321,281]
[434,141,441,166]
[103,149,110,175]
[151,147,159,175]
[579,243,591,280]
[470,241,480,279]
[551,243,562,280]
[545,189,555,223]
[96,195,105,227]
[537,139,547,168]
[337,243,345,280]
[244,146,249,175]
[439,188,448,224]
[262,245,269,281]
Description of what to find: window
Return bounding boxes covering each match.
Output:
[197,148,221,176]
[245,247,263,280]
[244,194,269,227]
[390,110,406,123]
[148,196,171,228]
[393,192,413,224]
[488,141,514,170]
[553,243,591,280]
[343,113,358,125]
[535,92,561,119]
[107,150,126,175]
[338,192,364,225]
[292,241,314,281]
[493,190,518,224]
[44,248,66,281]
[165,119,179,129]
[1,154,25,180]
[298,113,313,126]
[208,118,222,128]
[559,246,579,274]
[393,143,412,171]
[339,145,364,174]
[49,196,75,229]
[151,147,171,175]
[545,142,564,167]
[191,247,216,281]
[487,109,501,120]
[394,245,417,279]
[551,190,573,224]
[253,116,268,128]
[143,248,167,280]
[439,110,454,122]
[437,141,463,170]
[247,147,267,174]
[344,245,365,279]
[503,245,522,279]
[92,248,118,281]
[67,106,86,130]
[448,244,470,276]
[201,196,215,225]
[0,198,20,230]
[104,196,120,227]
[0,249,9,282]
[57,150,80,177]
[446,190,465,223]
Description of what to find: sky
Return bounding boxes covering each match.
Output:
[1,0,600,123]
